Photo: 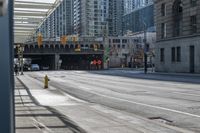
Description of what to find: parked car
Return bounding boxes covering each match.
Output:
[31,64,40,71]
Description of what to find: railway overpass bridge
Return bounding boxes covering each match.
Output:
[14,41,105,70]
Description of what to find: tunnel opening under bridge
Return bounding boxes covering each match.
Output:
[15,54,56,70]
[60,54,104,70]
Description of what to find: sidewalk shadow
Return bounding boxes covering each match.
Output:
[15,79,87,133]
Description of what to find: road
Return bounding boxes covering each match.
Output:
[25,70,200,133]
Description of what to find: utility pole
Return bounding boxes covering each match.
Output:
[143,22,148,74]
[21,45,24,75]
[18,44,24,75]
[103,20,109,69]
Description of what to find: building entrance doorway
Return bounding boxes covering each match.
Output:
[190,46,195,73]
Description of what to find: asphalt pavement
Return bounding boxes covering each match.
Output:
[17,70,200,133]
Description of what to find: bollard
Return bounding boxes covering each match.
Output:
[44,75,49,89]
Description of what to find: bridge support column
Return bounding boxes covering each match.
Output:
[55,54,60,70]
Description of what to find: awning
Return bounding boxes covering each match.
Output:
[14,0,62,43]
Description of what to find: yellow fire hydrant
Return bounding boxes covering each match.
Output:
[44,75,49,89]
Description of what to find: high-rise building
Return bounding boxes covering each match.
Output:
[124,0,135,15]
[108,0,124,36]
[124,0,154,15]
[35,0,74,40]
[135,0,153,8]
[74,0,108,37]
[123,4,155,34]
[155,0,200,73]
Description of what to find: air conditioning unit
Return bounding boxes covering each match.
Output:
[0,0,8,16]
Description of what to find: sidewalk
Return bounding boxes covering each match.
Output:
[15,78,86,133]
[109,67,200,77]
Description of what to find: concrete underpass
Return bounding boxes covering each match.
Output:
[23,54,55,70]
[60,54,103,70]
[16,53,104,70]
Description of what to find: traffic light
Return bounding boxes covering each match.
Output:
[72,36,77,43]
[17,45,21,54]
[60,36,63,45]
[60,36,67,45]
[65,36,68,44]
[37,33,43,48]
[94,44,98,51]
[75,44,81,52]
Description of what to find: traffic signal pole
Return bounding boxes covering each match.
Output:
[143,22,148,74]
[20,44,24,75]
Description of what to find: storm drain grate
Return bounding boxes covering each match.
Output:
[149,117,173,124]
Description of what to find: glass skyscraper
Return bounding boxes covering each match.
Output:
[124,0,153,15]
[123,4,155,34]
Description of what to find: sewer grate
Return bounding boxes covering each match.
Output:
[149,117,173,124]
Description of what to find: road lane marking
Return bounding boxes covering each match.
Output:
[87,90,200,119]
[31,73,200,118]
[46,75,200,119]
[63,72,200,91]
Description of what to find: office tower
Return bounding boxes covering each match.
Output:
[108,0,124,36]
[74,0,108,37]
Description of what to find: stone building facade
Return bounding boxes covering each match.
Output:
[155,0,200,73]
[107,33,156,67]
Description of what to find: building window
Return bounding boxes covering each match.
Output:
[146,44,150,52]
[160,48,165,62]
[176,47,181,62]
[190,15,197,34]
[172,0,183,37]
[161,23,166,39]
[161,3,166,16]
[122,39,127,43]
[171,47,176,62]
[191,0,197,7]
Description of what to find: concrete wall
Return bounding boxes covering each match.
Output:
[155,36,200,73]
